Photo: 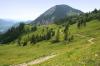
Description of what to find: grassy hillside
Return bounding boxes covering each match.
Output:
[33,20,100,66]
[0,20,100,66]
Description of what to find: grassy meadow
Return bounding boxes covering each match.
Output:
[0,20,100,66]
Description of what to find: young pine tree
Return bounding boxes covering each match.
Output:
[64,23,69,41]
[56,29,60,42]
[52,29,60,43]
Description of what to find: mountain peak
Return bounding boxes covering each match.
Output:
[32,4,83,25]
[55,4,70,7]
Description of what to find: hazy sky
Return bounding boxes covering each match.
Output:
[0,0,100,21]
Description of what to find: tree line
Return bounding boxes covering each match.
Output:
[0,23,37,44]
[0,9,99,46]
[54,9,100,29]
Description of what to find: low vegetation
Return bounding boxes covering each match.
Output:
[0,9,100,66]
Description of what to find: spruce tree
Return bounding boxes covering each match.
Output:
[64,23,69,41]
[55,29,60,42]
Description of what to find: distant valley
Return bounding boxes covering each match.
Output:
[0,19,17,33]
[0,19,32,33]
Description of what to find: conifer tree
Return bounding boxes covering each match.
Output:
[64,23,69,41]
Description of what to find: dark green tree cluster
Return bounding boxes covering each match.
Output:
[52,24,74,43]
[64,23,69,40]
[0,23,25,44]
[52,28,60,43]
[30,28,55,44]
[77,9,100,28]
[54,16,78,25]
[0,23,38,45]
[77,16,87,28]
[63,23,74,42]
[31,26,37,31]
[54,9,100,28]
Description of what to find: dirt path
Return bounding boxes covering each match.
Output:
[13,55,57,66]
[88,38,95,44]
[75,34,95,44]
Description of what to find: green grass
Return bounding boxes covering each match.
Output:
[33,20,100,66]
[0,20,100,66]
[34,41,100,66]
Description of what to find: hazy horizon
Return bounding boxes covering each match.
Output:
[0,0,100,21]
